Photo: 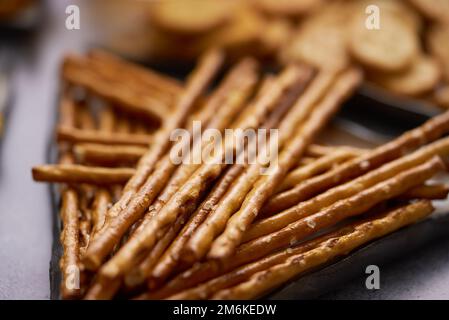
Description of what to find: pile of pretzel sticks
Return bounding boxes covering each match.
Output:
[32,48,449,299]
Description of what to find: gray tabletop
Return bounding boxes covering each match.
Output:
[0,0,448,300]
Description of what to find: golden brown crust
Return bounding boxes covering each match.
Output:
[62,55,170,122]
[213,200,434,299]
[401,183,449,200]
[95,65,310,281]
[82,50,224,271]
[262,110,449,215]
[57,126,153,147]
[208,69,362,259]
[32,164,135,185]
[279,146,364,193]
[74,143,147,166]
[59,188,82,299]
[147,156,444,298]
[246,137,449,242]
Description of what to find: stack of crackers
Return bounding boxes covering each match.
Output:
[142,0,449,108]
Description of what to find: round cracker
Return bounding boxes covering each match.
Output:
[280,5,350,70]
[149,0,233,35]
[349,10,419,72]
[427,24,449,81]
[360,0,423,32]
[432,85,449,109]
[371,55,441,96]
[408,0,449,23]
[254,0,325,17]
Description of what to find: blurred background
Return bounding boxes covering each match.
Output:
[1,0,449,299]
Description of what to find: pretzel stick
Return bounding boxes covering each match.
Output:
[141,76,302,285]
[104,48,223,212]
[63,54,170,122]
[95,65,310,280]
[91,189,111,236]
[263,109,449,215]
[149,166,247,288]
[57,126,153,146]
[128,85,288,289]
[77,105,96,256]
[137,57,258,229]
[84,279,121,300]
[147,156,444,298]
[238,156,444,263]
[208,68,362,259]
[84,57,174,107]
[32,164,134,185]
[127,76,279,287]
[181,69,339,262]
[278,148,363,192]
[90,106,116,238]
[59,188,82,299]
[213,200,434,299]
[245,137,449,242]
[152,82,305,279]
[305,144,355,157]
[400,183,449,200]
[57,89,82,299]
[88,49,182,97]
[74,144,147,166]
[82,50,228,270]
[74,141,334,167]
[124,214,187,288]
[164,219,375,299]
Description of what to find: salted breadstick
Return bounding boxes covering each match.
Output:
[164,224,347,300]
[82,51,238,271]
[130,76,278,287]
[84,278,121,300]
[124,216,185,288]
[57,89,83,299]
[74,143,147,166]
[245,137,449,241]
[213,200,434,299]
[95,65,310,280]
[89,105,116,239]
[209,68,362,259]
[74,142,336,167]
[237,156,444,266]
[85,48,224,272]
[262,109,449,215]
[63,55,171,122]
[183,69,339,262]
[90,189,111,237]
[278,148,363,192]
[147,156,444,298]
[32,164,134,185]
[401,183,449,200]
[147,162,247,288]
[57,126,153,146]
[136,77,294,290]
[59,188,82,299]
[88,49,182,96]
